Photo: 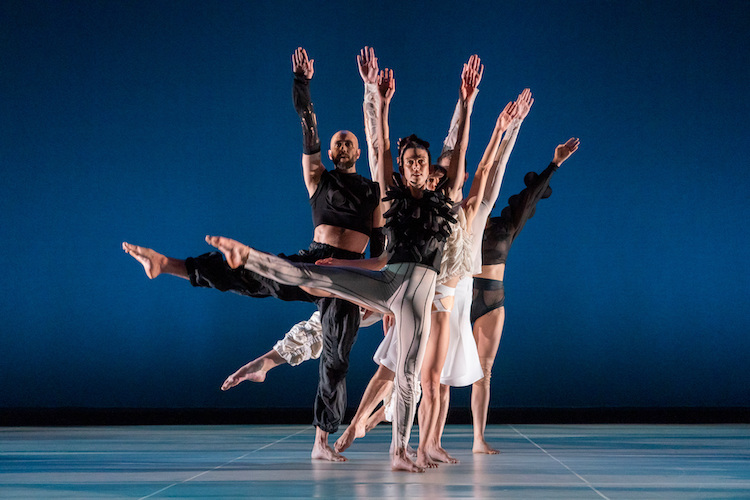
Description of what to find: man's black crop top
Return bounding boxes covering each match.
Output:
[383,175,456,273]
[482,162,557,266]
[310,169,380,237]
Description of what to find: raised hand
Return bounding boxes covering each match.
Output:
[460,54,484,106]
[515,88,534,120]
[497,101,519,131]
[292,47,314,79]
[357,46,379,84]
[553,137,581,166]
[377,68,395,102]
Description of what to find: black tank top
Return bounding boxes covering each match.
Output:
[310,169,380,237]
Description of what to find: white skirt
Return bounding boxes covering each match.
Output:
[439,276,483,386]
[373,276,482,387]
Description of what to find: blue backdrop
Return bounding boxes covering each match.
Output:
[2,0,749,411]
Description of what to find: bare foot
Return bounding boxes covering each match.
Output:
[221,360,267,390]
[428,446,459,464]
[122,242,167,279]
[473,438,500,454]
[205,235,250,269]
[312,441,347,462]
[416,448,439,469]
[334,420,367,453]
[391,447,425,473]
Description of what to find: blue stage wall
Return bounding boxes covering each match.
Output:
[2,0,749,411]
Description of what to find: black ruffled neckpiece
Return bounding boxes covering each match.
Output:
[382,173,457,265]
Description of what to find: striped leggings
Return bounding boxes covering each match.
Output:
[242,247,436,450]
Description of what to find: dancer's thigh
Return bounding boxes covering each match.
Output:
[303,264,397,315]
[388,265,437,374]
[473,306,505,361]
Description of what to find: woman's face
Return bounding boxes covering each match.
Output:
[400,147,430,188]
[425,167,445,191]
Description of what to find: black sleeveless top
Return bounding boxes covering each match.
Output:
[310,169,380,237]
[383,174,456,273]
[482,163,557,266]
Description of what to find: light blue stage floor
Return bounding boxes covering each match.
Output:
[1,424,749,499]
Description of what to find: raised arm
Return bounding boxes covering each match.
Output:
[462,100,518,225]
[292,47,325,197]
[481,88,534,208]
[359,46,380,180]
[446,54,483,203]
[441,98,462,153]
[507,137,580,237]
[358,47,388,258]
[375,67,396,211]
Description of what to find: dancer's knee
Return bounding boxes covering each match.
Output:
[439,384,450,405]
[420,378,441,402]
[474,358,494,389]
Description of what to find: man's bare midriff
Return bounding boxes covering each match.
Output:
[314,224,369,255]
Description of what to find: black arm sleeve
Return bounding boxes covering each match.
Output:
[508,162,558,238]
[292,75,321,155]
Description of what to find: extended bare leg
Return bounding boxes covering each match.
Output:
[222,350,286,389]
[335,365,394,453]
[431,383,459,463]
[471,306,504,454]
[416,308,452,469]
[207,236,433,471]
[122,242,188,279]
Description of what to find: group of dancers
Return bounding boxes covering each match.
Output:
[123,46,579,473]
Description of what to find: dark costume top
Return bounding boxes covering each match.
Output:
[482,162,557,265]
[382,174,456,273]
[310,169,380,237]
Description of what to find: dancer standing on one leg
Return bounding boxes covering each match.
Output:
[338,48,476,462]
[206,84,457,471]
[329,52,483,467]
[409,54,487,468]
[123,47,383,462]
[470,137,580,454]
[336,50,525,460]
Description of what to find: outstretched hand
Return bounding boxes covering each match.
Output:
[357,46,379,84]
[377,68,395,102]
[515,88,534,120]
[552,138,581,166]
[460,54,484,106]
[292,47,314,79]
[497,101,519,131]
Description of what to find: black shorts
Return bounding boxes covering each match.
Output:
[470,277,505,324]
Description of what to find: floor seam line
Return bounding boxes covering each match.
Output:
[509,425,610,500]
[138,425,312,499]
